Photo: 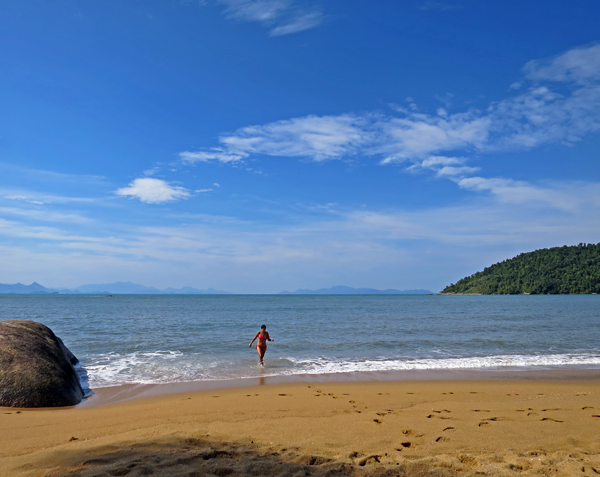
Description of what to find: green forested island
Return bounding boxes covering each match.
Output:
[441,243,600,295]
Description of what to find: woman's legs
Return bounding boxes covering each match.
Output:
[256,345,266,364]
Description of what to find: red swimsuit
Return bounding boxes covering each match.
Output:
[257,333,267,350]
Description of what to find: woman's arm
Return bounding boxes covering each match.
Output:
[266,331,273,342]
[249,331,260,347]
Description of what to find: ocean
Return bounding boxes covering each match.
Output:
[1,294,599,393]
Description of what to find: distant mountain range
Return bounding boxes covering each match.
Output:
[0,281,231,295]
[279,286,433,295]
[0,282,55,294]
[0,282,433,295]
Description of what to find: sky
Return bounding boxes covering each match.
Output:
[1,0,600,293]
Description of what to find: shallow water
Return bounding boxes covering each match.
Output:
[1,294,599,389]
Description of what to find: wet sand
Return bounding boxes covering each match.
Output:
[2,378,600,476]
[78,366,600,407]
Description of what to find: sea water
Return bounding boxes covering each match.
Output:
[1,294,599,389]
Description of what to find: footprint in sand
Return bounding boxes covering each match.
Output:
[540,417,563,422]
[471,409,490,412]
[402,429,424,437]
[373,419,382,424]
[427,414,452,420]
[478,421,490,427]
[435,436,450,443]
[582,406,594,410]
[443,427,455,432]
[278,394,289,396]
[528,412,539,416]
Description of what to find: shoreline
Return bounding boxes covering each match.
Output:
[80,365,600,408]
[2,378,600,476]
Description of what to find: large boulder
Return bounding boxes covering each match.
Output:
[0,320,84,407]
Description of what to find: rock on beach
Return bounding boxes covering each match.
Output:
[0,320,84,408]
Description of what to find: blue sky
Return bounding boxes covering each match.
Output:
[1,0,600,293]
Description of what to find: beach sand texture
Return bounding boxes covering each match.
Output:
[1,380,600,476]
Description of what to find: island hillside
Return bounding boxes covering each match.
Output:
[441,243,600,295]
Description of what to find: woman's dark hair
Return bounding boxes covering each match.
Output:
[261,324,266,329]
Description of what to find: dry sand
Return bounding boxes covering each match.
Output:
[1,380,600,476]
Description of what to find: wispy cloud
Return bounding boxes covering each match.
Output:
[177,43,600,211]
[183,44,600,167]
[180,148,247,164]
[115,178,191,204]
[5,195,45,205]
[524,43,600,84]
[221,0,323,36]
[1,189,98,205]
[455,177,600,212]
[0,206,91,224]
[2,177,599,291]
[407,155,480,177]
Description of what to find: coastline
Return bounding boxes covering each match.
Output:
[79,365,600,408]
[2,370,600,476]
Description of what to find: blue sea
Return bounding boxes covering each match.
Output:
[1,294,599,390]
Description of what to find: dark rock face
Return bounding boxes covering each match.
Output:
[0,320,84,408]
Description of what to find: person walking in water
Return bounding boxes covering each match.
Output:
[249,324,273,365]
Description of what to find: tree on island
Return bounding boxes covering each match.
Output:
[441,243,600,295]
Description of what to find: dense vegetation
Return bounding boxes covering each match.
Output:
[442,243,600,295]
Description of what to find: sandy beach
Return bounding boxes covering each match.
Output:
[2,378,600,476]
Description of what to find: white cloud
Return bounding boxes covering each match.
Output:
[219,114,373,161]
[436,165,480,177]
[115,178,191,204]
[221,0,322,36]
[406,155,480,178]
[5,195,45,205]
[377,112,491,163]
[524,43,600,84]
[213,183,221,187]
[195,188,213,193]
[179,149,247,164]
[184,44,600,169]
[421,155,465,167]
[0,207,90,224]
[0,189,97,205]
[455,177,596,211]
